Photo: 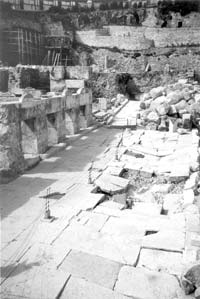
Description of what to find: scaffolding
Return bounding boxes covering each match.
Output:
[2,27,44,65]
[44,35,72,66]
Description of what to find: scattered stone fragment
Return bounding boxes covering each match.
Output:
[181,264,200,295]
[95,174,130,195]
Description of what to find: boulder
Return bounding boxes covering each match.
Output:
[175,100,187,112]
[181,264,200,295]
[156,102,170,116]
[150,96,167,111]
[147,111,160,123]
[167,91,184,105]
[195,287,200,299]
[149,86,165,100]
[182,89,191,101]
[195,93,200,102]
[140,101,146,110]
[188,99,195,106]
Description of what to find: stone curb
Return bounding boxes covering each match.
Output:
[106,99,129,125]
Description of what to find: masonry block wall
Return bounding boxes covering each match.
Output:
[0,90,93,183]
[76,26,200,50]
[0,103,25,183]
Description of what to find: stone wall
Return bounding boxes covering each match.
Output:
[0,66,93,94]
[0,89,93,183]
[76,26,200,50]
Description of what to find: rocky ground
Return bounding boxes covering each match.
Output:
[1,101,200,299]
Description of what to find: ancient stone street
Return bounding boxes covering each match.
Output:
[1,101,200,299]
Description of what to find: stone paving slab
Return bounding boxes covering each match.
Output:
[73,210,109,231]
[1,264,70,299]
[101,216,146,241]
[142,229,185,252]
[104,166,124,176]
[60,276,129,299]
[56,222,141,265]
[60,249,122,289]
[114,266,193,299]
[95,174,130,195]
[138,248,184,275]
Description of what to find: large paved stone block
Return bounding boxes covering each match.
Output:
[61,276,129,299]
[169,164,190,182]
[142,229,185,252]
[163,194,183,214]
[56,222,141,265]
[138,248,183,275]
[60,249,122,289]
[95,174,130,195]
[115,266,188,299]
[1,263,70,299]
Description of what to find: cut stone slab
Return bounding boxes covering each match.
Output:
[163,194,183,214]
[150,184,172,194]
[1,263,70,299]
[131,202,162,216]
[60,276,129,299]
[60,249,122,289]
[115,266,186,299]
[183,189,195,208]
[101,216,146,241]
[95,174,130,195]
[142,229,185,252]
[139,165,154,178]
[104,166,124,176]
[169,164,190,182]
[138,248,184,275]
[74,210,109,231]
[184,172,199,190]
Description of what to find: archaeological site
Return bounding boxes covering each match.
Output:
[0,0,200,298]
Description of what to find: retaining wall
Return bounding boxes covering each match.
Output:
[76,26,200,50]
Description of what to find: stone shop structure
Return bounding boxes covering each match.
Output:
[0,77,93,183]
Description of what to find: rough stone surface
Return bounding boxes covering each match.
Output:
[138,248,184,275]
[115,266,184,299]
[60,250,122,289]
[142,229,185,252]
[61,276,129,299]
[95,174,130,195]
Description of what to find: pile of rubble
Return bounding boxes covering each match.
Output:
[139,79,200,133]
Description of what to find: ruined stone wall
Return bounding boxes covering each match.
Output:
[0,89,93,183]
[76,26,200,50]
[0,103,25,183]
[1,66,50,94]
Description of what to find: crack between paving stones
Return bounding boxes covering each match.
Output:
[141,246,183,254]
[50,210,82,245]
[55,274,72,299]
[56,249,72,270]
[98,215,110,232]
[0,245,32,285]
